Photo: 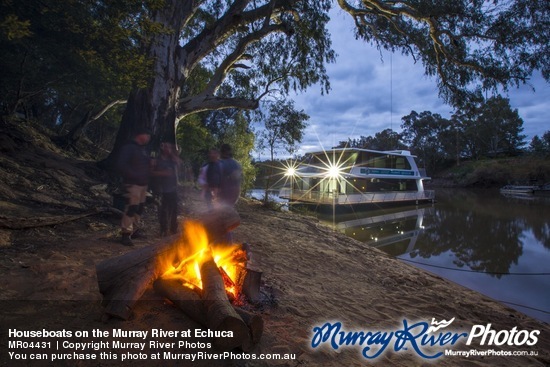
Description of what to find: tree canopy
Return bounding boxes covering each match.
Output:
[1,0,548,158]
[337,0,550,106]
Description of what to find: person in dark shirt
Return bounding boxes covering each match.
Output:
[198,149,222,209]
[218,144,242,207]
[117,129,151,246]
[217,144,242,243]
[152,141,181,236]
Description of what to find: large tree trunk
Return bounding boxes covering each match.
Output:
[101,0,189,170]
[98,89,154,171]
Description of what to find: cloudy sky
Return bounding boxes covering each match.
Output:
[264,9,550,158]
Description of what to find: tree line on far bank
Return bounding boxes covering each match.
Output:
[334,96,550,175]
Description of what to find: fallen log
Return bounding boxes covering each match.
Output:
[234,307,264,352]
[200,258,250,351]
[153,278,207,325]
[154,279,263,352]
[96,235,181,320]
[95,206,241,320]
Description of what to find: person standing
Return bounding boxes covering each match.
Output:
[218,144,242,207]
[117,128,151,246]
[198,148,221,209]
[152,141,181,237]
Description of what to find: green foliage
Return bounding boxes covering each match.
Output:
[256,99,308,203]
[257,99,309,161]
[176,113,216,170]
[0,0,151,138]
[441,157,550,187]
[2,0,548,173]
[335,129,407,151]
[400,96,527,172]
[219,112,256,194]
[176,109,256,194]
[529,131,550,156]
[456,96,526,158]
[401,111,456,172]
[0,14,32,40]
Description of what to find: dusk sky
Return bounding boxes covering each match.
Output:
[262,9,550,159]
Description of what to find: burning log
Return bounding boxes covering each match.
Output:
[200,258,250,351]
[153,278,207,325]
[95,206,241,320]
[154,277,264,352]
[242,267,263,303]
[234,307,264,352]
[96,236,180,320]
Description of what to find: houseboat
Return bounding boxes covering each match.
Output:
[500,183,550,197]
[499,185,537,195]
[278,148,434,208]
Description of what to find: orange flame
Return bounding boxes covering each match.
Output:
[160,220,246,298]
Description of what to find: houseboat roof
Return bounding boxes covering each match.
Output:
[305,147,416,157]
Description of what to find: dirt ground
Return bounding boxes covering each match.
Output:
[1,120,549,366]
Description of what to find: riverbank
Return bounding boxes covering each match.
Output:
[0,120,548,365]
[429,156,550,188]
[1,187,549,366]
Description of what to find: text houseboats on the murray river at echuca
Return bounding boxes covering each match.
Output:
[278,148,435,209]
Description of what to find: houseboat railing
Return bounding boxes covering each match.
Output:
[279,188,435,205]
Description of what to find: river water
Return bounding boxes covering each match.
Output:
[249,188,550,322]
[323,189,550,323]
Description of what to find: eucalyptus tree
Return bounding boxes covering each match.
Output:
[110,0,334,157]
[529,131,550,156]
[401,111,452,172]
[336,0,549,106]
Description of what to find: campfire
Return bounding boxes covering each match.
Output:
[159,220,248,301]
[95,206,264,351]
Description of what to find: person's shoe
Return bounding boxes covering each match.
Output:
[121,233,134,246]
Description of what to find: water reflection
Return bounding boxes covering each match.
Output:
[324,190,550,322]
[335,207,432,257]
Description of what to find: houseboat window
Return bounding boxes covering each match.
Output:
[345,178,417,193]
[359,152,411,170]
[301,151,358,174]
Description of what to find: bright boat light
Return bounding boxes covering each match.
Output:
[285,167,296,176]
[327,164,341,178]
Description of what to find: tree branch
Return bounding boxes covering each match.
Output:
[90,99,127,121]
[202,23,291,96]
[180,0,299,71]
[178,95,259,118]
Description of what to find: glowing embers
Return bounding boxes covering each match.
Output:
[160,220,247,299]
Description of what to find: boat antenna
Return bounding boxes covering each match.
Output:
[390,51,393,136]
